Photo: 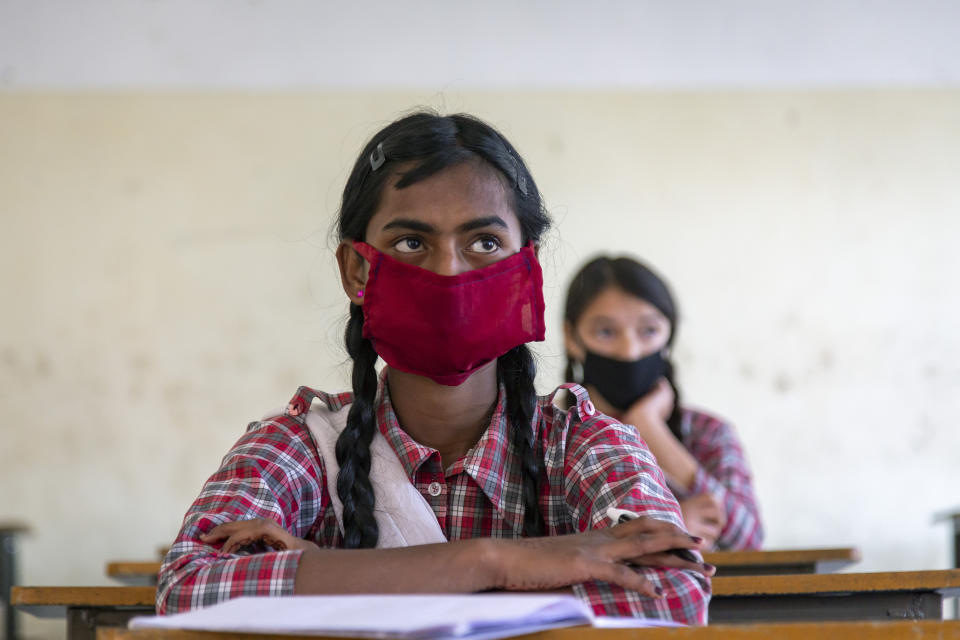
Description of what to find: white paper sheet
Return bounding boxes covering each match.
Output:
[131,594,681,639]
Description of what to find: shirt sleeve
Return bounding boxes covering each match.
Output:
[156,416,328,615]
[562,414,711,625]
[676,410,764,551]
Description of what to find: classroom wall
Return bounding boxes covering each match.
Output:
[2,95,959,635]
[4,3,960,639]
[0,90,960,596]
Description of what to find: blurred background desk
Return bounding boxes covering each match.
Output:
[703,547,860,577]
[12,586,155,640]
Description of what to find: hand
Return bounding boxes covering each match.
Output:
[200,518,321,554]
[625,378,675,426]
[494,516,713,597]
[679,494,726,550]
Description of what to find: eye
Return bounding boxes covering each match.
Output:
[467,236,501,254]
[393,237,423,253]
[595,326,616,339]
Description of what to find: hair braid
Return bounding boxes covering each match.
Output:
[335,304,380,549]
[498,345,545,537]
[662,359,684,441]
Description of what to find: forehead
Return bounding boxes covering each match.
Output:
[579,287,669,326]
[366,161,520,236]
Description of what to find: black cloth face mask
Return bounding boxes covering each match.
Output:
[581,349,666,412]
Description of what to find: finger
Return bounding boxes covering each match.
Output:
[700,503,726,524]
[625,551,716,577]
[702,521,722,539]
[200,523,242,542]
[222,527,271,554]
[620,522,703,546]
[609,531,702,561]
[221,532,253,555]
[200,519,267,541]
[262,534,291,551]
[714,509,728,528]
[689,522,722,544]
[593,563,664,599]
[611,516,685,537]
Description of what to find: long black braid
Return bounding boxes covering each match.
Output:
[335,304,381,548]
[334,110,551,548]
[498,345,545,537]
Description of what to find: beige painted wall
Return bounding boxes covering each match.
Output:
[2,91,959,636]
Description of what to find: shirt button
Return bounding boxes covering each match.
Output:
[427,482,443,497]
[582,400,596,417]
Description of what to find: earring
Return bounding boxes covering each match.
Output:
[571,360,584,384]
[357,289,365,298]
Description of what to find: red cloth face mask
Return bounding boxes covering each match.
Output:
[352,241,546,386]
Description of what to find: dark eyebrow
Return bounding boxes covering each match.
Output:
[456,216,509,233]
[380,218,437,233]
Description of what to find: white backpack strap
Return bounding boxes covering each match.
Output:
[301,400,447,548]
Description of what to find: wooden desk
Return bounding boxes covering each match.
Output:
[18,570,960,639]
[97,620,960,640]
[1,521,29,640]
[710,570,960,623]
[107,562,162,586]
[11,586,155,640]
[702,547,860,576]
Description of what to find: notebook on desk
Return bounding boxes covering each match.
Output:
[130,594,681,639]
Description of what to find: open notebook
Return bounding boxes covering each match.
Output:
[131,594,682,639]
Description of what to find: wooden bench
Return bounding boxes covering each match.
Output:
[702,547,860,577]
[96,620,960,640]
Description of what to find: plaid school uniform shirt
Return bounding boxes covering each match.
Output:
[669,408,764,551]
[157,372,710,624]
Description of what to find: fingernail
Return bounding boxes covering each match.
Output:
[654,586,664,597]
[703,563,715,572]
[690,536,704,544]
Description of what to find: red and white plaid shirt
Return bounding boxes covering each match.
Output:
[670,408,764,551]
[157,372,710,624]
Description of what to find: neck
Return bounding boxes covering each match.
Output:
[387,361,499,469]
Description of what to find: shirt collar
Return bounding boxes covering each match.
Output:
[375,368,525,534]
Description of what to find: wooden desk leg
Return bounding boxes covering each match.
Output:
[953,516,960,569]
[66,607,153,640]
[953,516,960,619]
[0,531,18,640]
[709,591,943,623]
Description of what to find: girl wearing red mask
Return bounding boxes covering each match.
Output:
[157,113,711,624]
[563,257,763,551]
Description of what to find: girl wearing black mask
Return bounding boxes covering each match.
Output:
[157,112,711,624]
[563,256,763,551]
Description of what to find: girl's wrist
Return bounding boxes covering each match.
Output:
[466,537,506,591]
[624,407,663,435]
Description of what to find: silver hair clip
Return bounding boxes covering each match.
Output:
[369,142,386,171]
[516,171,528,197]
[510,156,528,196]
